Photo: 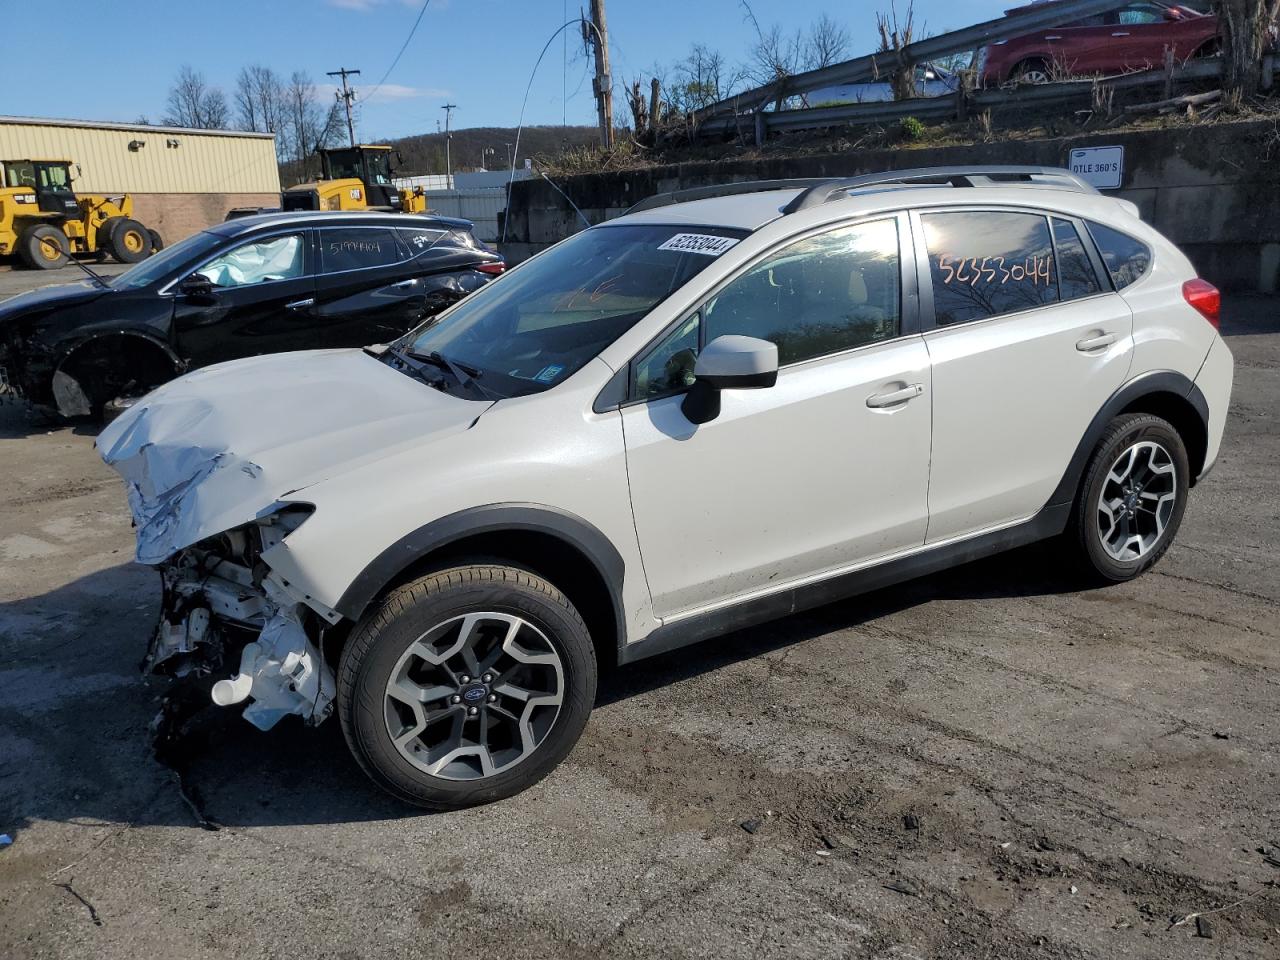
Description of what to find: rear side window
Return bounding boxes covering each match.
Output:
[1086,221,1151,290]
[320,227,403,272]
[1051,218,1103,301]
[397,226,447,255]
[921,211,1057,325]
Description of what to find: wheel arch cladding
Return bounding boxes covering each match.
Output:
[334,504,626,668]
[1050,370,1210,508]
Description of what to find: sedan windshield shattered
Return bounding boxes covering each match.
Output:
[401,224,746,398]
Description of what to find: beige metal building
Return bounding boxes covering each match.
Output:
[0,116,281,243]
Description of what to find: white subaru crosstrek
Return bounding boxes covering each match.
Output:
[98,167,1233,809]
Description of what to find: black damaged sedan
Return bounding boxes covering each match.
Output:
[0,211,504,417]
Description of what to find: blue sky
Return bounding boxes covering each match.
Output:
[9,0,1009,140]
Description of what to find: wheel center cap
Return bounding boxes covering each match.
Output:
[461,683,489,704]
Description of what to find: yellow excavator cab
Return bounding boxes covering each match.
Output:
[281,145,427,215]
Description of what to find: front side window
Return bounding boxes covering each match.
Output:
[196,234,305,288]
[320,227,403,271]
[922,211,1058,325]
[631,218,902,399]
[1086,221,1152,290]
[403,224,744,398]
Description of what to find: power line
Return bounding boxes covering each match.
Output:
[363,0,434,104]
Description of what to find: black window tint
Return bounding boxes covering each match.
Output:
[320,227,403,271]
[1086,221,1151,290]
[922,211,1058,325]
[703,218,901,366]
[1051,218,1102,301]
[397,226,447,255]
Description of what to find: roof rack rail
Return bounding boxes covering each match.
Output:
[626,178,826,214]
[781,166,1098,213]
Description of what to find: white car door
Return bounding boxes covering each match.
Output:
[914,208,1134,543]
[620,215,933,619]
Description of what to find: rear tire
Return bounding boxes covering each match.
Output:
[18,224,69,270]
[338,563,597,810]
[107,218,151,263]
[147,228,164,252]
[1067,413,1189,583]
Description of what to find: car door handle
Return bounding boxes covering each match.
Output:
[1112,31,1129,36]
[286,298,315,311]
[1075,331,1116,352]
[866,383,924,408]
[1044,35,1062,40]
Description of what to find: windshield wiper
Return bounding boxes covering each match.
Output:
[406,350,499,400]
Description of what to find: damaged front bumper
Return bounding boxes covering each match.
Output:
[147,508,337,731]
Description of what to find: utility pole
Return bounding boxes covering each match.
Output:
[327,67,361,146]
[441,103,457,183]
[583,0,614,150]
[504,142,513,167]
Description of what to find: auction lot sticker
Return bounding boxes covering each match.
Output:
[1069,146,1124,190]
[658,233,740,256]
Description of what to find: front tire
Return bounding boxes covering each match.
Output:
[19,224,69,269]
[1068,413,1189,583]
[338,563,596,810]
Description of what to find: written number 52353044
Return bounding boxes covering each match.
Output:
[936,254,1052,287]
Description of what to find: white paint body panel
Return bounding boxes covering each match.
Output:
[622,337,931,617]
[923,292,1134,542]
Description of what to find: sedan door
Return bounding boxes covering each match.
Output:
[171,230,316,366]
[621,214,933,619]
[306,225,424,348]
[914,209,1133,543]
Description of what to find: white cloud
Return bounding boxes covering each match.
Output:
[327,0,424,10]
[368,83,451,101]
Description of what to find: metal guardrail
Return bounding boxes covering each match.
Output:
[693,0,1137,121]
[696,58,1226,139]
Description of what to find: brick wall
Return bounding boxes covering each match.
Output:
[129,193,280,246]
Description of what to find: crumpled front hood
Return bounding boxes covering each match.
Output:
[97,348,488,564]
[0,278,109,320]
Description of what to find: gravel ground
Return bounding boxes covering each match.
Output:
[0,262,131,301]
[0,296,1276,960]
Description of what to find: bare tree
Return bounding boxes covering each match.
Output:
[235,66,285,134]
[1215,0,1280,106]
[163,65,229,129]
[876,2,920,101]
[283,71,343,182]
[669,44,735,112]
[752,24,804,108]
[804,13,851,70]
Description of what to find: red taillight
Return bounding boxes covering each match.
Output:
[476,261,506,275]
[1182,278,1220,329]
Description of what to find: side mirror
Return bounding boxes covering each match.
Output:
[1164,6,1182,18]
[681,335,778,425]
[179,275,215,298]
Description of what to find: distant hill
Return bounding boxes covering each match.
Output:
[380,125,607,176]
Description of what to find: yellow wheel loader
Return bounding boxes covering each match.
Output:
[281,145,427,214]
[0,159,157,270]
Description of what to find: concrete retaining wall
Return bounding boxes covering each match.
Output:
[502,120,1280,292]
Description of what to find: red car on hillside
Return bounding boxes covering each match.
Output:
[978,1,1219,86]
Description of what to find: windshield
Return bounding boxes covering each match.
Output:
[37,163,73,191]
[109,230,226,290]
[401,224,746,398]
[4,161,36,188]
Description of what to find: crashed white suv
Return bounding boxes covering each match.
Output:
[98,167,1233,809]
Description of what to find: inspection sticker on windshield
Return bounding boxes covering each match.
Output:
[533,364,564,383]
[657,233,740,256]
